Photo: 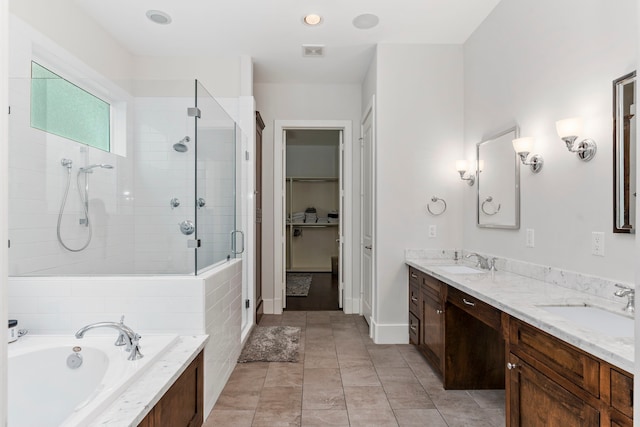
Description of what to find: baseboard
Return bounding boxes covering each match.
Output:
[263,298,283,314]
[263,298,274,314]
[370,319,409,344]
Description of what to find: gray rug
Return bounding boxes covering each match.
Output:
[238,326,301,363]
[286,273,312,297]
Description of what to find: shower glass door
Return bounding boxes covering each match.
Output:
[194,80,237,273]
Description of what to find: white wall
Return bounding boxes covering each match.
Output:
[254,83,362,312]
[463,0,637,283]
[0,0,9,424]
[371,44,464,342]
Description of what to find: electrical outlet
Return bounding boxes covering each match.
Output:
[526,229,535,248]
[592,232,605,256]
[428,225,437,238]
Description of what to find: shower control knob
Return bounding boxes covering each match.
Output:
[179,220,195,235]
[170,198,180,209]
[197,198,206,208]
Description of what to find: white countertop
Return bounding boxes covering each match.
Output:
[406,258,634,374]
[89,335,208,427]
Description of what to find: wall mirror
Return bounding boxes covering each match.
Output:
[613,71,636,233]
[476,126,520,229]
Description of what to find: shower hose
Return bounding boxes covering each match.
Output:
[57,166,92,252]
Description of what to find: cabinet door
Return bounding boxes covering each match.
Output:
[508,354,600,427]
[421,290,444,374]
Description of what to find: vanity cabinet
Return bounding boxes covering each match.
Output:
[507,317,633,426]
[138,350,204,427]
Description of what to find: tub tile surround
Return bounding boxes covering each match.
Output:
[405,250,634,373]
[89,335,208,426]
[8,259,244,424]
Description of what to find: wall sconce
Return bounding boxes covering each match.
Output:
[555,117,597,161]
[455,160,475,186]
[512,137,543,173]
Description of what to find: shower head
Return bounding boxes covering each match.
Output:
[173,136,190,152]
[79,164,114,173]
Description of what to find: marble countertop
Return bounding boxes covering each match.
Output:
[89,335,208,427]
[406,258,634,374]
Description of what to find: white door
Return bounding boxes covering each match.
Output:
[338,130,344,309]
[361,100,375,326]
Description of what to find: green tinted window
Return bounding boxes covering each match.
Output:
[31,61,110,151]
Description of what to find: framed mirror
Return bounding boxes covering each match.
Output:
[476,126,520,229]
[613,71,636,233]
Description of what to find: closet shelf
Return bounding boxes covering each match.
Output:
[287,223,339,228]
[287,177,339,182]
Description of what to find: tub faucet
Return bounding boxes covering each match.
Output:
[465,252,491,270]
[614,284,635,314]
[75,318,143,360]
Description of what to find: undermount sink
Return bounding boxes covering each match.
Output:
[438,265,485,274]
[540,305,634,338]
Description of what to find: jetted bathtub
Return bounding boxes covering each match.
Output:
[8,334,178,427]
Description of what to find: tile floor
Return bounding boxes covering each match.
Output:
[205,311,505,427]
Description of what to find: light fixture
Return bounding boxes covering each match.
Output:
[512,137,544,173]
[146,10,172,25]
[303,14,322,26]
[353,13,379,30]
[456,160,475,186]
[555,117,597,161]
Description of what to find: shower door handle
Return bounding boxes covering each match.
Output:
[231,230,245,254]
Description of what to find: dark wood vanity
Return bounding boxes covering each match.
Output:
[408,266,634,426]
[138,350,204,427]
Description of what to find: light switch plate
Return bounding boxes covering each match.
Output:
[526,229,535,248]
[592,232,605,256]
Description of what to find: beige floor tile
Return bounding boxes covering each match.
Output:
[393,409,448,427]
[264,363,304,388]
[376,367,420,385]
[468,389,506,409]
[347,408,399,427]
[203,409,255,427]
[303,368,342,389]
[214,389,262,411]
[252,410,302,427]
[302,387,346,410]
[256,386,303,412]
[340,365,381,386]
[383,382,435,410]
[343,386,392,410]
[301,409,350,426]
[368,347,409,368]
[303,354,340,369]
[337,356,374,369]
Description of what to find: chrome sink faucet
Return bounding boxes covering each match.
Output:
[465,252,493,270]
[75,316,143,360]
[614,284,635,314]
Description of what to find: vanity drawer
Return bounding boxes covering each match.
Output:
[509,318,600,398]
[610,368,633,418]
[422,272,444,300]
[409,312,420,345]
[409,283,420,315]
[447,286,501,330]
[409,267,421,287]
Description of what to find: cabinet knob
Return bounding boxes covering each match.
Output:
[507,362,520,370]
[462,298,476,307]
[436,309,443,315]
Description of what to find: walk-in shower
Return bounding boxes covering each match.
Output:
[8,79,240,275]
[56,158,114,252]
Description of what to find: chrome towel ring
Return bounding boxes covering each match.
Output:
[481,196,501,216]
[427,196,447,216]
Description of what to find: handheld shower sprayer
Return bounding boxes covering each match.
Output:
[57,158,114,252]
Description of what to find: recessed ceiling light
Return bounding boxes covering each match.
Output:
[303,14,323,26]
[353,13,379,30]
[146,10,172,25]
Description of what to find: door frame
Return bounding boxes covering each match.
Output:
[360,97,376,333]
[273,120,353,314]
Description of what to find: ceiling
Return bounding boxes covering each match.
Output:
[75,0,501,85]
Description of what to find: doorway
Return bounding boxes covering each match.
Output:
[284,129,341,310]
[273,120,352,315]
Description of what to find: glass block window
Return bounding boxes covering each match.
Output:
[31,61,111,152]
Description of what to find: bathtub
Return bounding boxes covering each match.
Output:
[8,334,178,427]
